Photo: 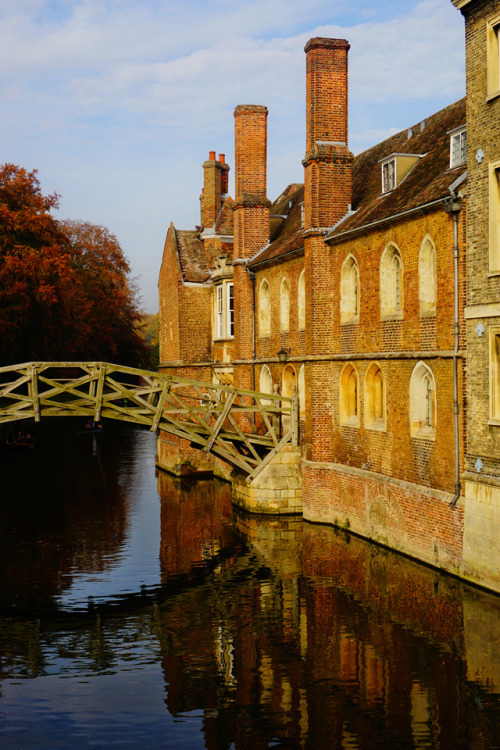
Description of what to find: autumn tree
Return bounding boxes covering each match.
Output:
[0,163,149,367]
[59,219,147,366]
[0,164,88,364]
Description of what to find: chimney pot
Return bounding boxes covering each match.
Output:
[209,151,216,160]
[219,154,225,163]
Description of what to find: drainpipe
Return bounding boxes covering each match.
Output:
[444,194,463,507]
[247,268,256,393]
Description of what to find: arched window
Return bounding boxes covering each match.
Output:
[259,365,273,406]
[380,243,404,319]
[409,362,436,438]
[419,236,437,316]
[340,364,359,427]
[259,279,271,337]
[280,277,290,332]
[340,255,359,324]
[365,363,385,429]
[298,270,306,330]
[281,365,297,434]
[298,364,305,419]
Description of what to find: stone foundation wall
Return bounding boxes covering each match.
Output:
[232,445,302,515]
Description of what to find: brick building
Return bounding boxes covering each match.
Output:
[158,3,500,592]
[451,0,500,590]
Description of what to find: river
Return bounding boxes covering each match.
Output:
[0,419,499,749]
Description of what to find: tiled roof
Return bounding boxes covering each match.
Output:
[327,98,467,240]
[176,229,213,283]
[214,197,234,236]
[248,184,304,267]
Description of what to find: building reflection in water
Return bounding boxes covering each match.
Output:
[0,442,498,748]
[155,471,500,749]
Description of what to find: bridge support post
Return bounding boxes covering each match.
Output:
[231,445,302,515]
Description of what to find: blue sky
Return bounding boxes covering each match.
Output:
[0,0,466,312]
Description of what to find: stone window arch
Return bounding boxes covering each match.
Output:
[419,235,437,317]
[280,276,290,333]
[340,363,359,427]
[282,365,297,433]
[409,361,436,438]
[380,243,403,319]
[298,270,306,330]
[340,254,360,324]
[298,364,305,418]
[365,362,385,430]
[259,364,273,406]
[259,279,271,337]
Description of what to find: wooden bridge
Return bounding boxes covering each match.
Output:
[0,362,298,481]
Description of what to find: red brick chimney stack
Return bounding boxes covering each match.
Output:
[302,38,354,462]
[201,150,230,229]
[232,104,271,378]
[303,37,353,229]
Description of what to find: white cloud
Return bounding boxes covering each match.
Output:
[0,0,466,311]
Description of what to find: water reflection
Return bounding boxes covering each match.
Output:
[0,422,499,749]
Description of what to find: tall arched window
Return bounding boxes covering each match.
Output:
[419,236,437,317]
[259,279,271,337]
[281,365,297,434]
[409,361,436,438]
[340,254,360,324]
[380,243,404,319]
[298,270,306,330]
[340,364,359,427]
[365,363,385,429]
[298,365,305,418]
[280,277,290,332]
[259,365,273,406]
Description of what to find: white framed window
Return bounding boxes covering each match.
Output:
[489,162,500,272]
[490,326,500,422]
[227,282,234,337]
[450,127,467,168]
[382,158,396,193]
[216,284,224,338]
[214,281,234,340]
[487,19,500,97]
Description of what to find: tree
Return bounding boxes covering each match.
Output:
[0,163,149,367]
[59,219,148,366]
[0,164,88,364]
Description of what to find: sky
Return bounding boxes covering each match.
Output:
[0,0,466,313]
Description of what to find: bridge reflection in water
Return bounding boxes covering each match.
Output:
[0,422,498,749]
[0,361,298,479]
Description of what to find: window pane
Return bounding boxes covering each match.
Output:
[227,283,234,337]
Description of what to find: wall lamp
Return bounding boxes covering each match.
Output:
[277,347,291,363]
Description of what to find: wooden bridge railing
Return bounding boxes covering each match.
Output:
[0,362,299,480]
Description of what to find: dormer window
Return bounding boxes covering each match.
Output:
[449,126,467,168]
[382,158,396,193]
[380,153,422,195]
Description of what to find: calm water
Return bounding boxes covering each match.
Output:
[0,419,499,749]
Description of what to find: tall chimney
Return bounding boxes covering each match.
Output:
[201,150,230,229]
[303,38,353,229]
[232,104,271,374]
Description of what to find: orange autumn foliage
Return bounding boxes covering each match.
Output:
[0,164,148,366]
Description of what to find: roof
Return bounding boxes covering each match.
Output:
[175,229,216,283]
[247,184,304,267]
[327,98,467,240]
